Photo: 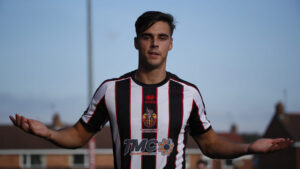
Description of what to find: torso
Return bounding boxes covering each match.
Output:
[81,70,211,169]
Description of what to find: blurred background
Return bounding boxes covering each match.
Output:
[0,0,299,169]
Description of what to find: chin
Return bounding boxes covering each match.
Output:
[144,62,165,70]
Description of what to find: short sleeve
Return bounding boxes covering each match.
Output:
[80,81,109,132]
[187,90,211,136]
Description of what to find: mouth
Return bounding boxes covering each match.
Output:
[148,51,160,58]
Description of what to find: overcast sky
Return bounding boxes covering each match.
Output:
[1,0,299,134]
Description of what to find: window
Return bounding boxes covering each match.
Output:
[20,154,45,168]
[31,155,42,167]
[226,159,233,166]
[222,159,234,169]
[72,154,89,167]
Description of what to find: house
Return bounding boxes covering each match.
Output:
[0,114,252,169]
[255,102,300,169]
[186,124,253,169]
[0,114,114,169]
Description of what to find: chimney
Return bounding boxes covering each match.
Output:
[230,123,238,134]
[52,113,63,129]
[275,102,285,116]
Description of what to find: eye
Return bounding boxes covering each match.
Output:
[141,35,151,40]
[159,35,169,40]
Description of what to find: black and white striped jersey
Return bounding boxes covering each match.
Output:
[80,70,211,169]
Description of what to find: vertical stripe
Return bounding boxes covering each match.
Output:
[166,80,184,169]
[142,86,158,169]
[176,85,193,169]
[175,86,185,169]
[105,81,121,169]
[156,82,170,169]
[130,79,142,169]
[115,79,131,169]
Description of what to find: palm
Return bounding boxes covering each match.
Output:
[10,114,51,139]
[249,138,293,154]
[27,119,50,138]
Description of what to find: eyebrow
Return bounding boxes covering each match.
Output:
[140,33,170,38]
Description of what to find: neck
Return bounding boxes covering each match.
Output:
[135,66,166,85]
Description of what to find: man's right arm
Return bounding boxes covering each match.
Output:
[9,114,95,149]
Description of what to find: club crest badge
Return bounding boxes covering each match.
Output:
[142,108,157,128]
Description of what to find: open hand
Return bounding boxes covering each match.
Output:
[9,114,51,139]
[248,138,293,154]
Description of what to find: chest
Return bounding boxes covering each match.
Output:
[105,84,194,138]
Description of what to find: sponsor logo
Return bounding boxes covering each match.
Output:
[145,94,156,104]
[124,138,174,156]
[142,108,157,128]
[158,139,174,156]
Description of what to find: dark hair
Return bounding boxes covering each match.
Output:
[135,11,176,37]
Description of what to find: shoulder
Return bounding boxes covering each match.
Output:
[168,72,201,94]
[95,71,134,94]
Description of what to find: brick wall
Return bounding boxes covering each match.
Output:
[95,154,114,168]
[46,155,70,168]
[0,155,19,168]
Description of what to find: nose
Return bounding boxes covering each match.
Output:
[151,38,158,48]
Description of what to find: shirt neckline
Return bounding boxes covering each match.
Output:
[130,70,170,88]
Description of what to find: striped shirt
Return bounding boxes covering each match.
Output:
[80,70,211,169]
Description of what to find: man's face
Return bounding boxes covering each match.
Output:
[135,21,173,70]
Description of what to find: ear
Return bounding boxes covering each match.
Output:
[168,37,173,51]
[134,37,139,50]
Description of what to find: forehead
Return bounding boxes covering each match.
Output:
[142,21,171,35]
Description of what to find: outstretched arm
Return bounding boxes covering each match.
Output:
[193,128,293,159]
[10,114,95,149]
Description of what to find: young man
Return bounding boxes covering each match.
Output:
[10,11,292,169]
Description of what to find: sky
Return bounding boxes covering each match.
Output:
[0,0,299,134]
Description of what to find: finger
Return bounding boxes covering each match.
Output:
[9,115,17,125]
[20,116,25,129]
[272,139,292,151]
[16,114,22,127]
[271,138,285,144]
[27,119,34,133]
[21,116,29,132]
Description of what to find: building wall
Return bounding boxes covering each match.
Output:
[95,154,114,168]
[234,159,252,169]
[0,155,19,168]
[212,159,222,169]
[46,155,70,168]
[0,152,253,169]
[188,154,201,169]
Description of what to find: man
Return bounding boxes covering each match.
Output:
[10,11,292,169]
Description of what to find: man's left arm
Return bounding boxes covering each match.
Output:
[193,128,293,159]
